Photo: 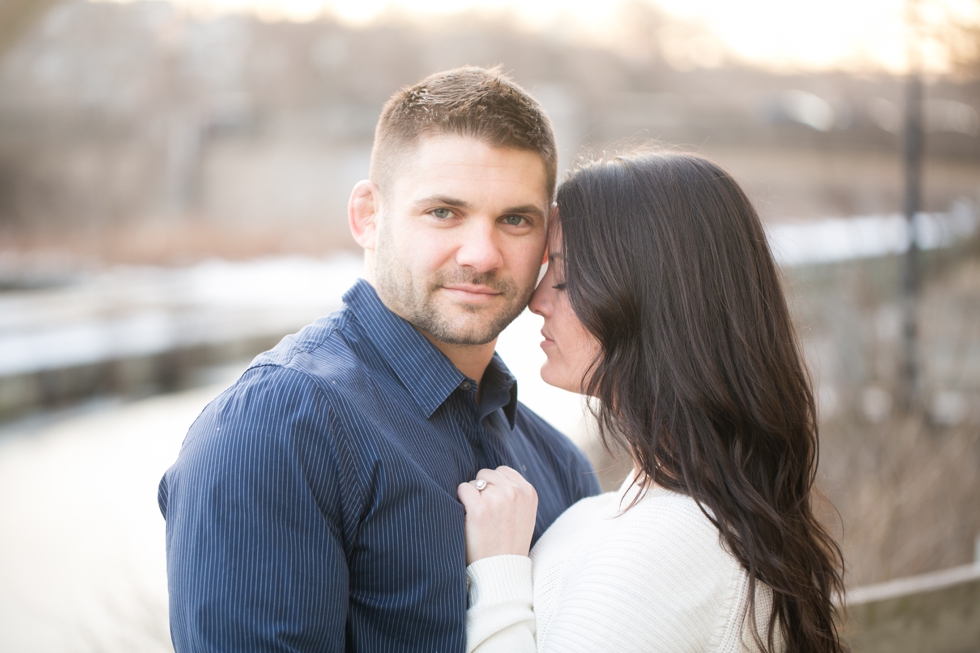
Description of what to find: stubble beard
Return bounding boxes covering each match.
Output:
[374,233,535,346]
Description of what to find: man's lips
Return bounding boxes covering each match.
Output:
[441,285,502,303]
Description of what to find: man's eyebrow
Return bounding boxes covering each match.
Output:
[503,204,547,220]
[412,195,473,210]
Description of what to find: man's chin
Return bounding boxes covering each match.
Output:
[429,322,501,347]
[425,310,519,346]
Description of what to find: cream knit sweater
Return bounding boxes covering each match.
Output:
[465,476,779,653]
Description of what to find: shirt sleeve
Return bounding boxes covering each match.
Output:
[160,365,353,653]
[466,555,536,653]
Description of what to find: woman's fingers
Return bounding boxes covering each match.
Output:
[495,467,538,497]
[482,467,538,511]
[474,467,532,496]
[493,466,525,484]
[473,467,510,488]
[460,466,540,564]
[457,481,481,512]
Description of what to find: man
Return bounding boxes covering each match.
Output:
[158,66,600,653]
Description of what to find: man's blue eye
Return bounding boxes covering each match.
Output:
[503,215,526,226]
[432,208,453,219]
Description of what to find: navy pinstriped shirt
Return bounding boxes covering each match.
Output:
[158,279,600,653]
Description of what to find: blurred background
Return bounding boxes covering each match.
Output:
[0,0,979,650]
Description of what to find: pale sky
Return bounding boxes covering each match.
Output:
[101,0,979,74]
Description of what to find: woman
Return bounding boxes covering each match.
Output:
[457,151,846,653]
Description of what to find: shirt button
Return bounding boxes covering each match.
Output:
[460,381,472,391]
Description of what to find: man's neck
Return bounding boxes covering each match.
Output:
[420,332,495,387]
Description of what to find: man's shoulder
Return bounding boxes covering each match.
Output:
[251,307,352,373]
[163,310,369,507]
[242,305,382,395]
[178,307,377,448]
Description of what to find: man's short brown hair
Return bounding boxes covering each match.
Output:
[370,66,558,199]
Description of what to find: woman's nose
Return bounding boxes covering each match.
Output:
[528,279,552,317]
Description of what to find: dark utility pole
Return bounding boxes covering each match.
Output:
[900,0,923,412]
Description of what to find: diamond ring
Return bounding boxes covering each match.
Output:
[474,479,488,492]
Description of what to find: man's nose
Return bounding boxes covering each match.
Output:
[455,220,504,273]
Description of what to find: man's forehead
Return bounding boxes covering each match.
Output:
[390,134,550,200]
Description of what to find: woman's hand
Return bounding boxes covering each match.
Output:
[457,466,539,565]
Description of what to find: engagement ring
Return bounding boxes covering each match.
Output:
[474,479,487,492]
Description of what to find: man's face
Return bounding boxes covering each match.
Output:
[373,135,550,346]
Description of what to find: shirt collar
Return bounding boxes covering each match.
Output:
[343,279,519,425]
[480,353,519,428]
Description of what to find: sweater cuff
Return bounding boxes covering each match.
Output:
[466,555,533,609]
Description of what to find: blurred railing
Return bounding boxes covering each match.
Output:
[843,563,980,652]
[0,255,361,418]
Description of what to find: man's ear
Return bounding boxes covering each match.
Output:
[349,180,382,250]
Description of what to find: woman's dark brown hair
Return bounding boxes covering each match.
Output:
[557,150,846,653]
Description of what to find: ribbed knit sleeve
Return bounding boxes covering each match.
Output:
[466,555,536,653]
